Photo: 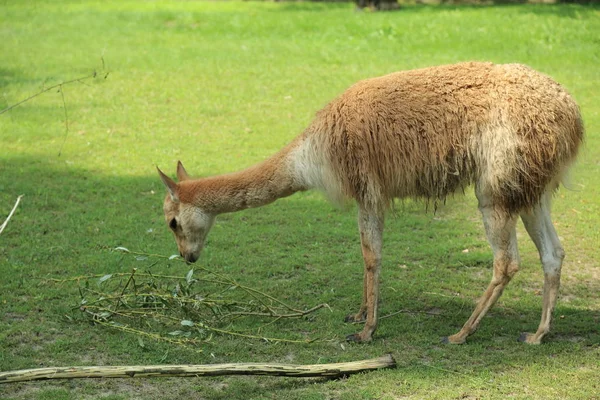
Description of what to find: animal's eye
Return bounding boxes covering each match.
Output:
[169,218,178,230]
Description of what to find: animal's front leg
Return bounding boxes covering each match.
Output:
[346,207,384,343]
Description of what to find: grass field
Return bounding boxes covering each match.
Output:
[1,1,599,399]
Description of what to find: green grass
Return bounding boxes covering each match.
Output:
[1,1,599,399]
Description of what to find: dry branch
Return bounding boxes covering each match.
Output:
[0,62,108,156]
[0,195,23,236]
[0,71,105,116]
[70,256,331,345]
[0,354,396,383]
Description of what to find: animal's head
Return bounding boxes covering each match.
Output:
[157,161,215,263]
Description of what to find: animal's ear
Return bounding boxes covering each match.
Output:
[176,161,190,182]
[157,166,179,202]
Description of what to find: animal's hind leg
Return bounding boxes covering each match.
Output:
[519,193,564,344]
[444,199,520,344]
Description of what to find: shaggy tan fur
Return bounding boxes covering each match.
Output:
[305,62,582,212]
[159,62,584,344]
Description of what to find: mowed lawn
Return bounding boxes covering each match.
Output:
[1,1,599,399]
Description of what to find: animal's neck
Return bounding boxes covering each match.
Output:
[180,141,306,214]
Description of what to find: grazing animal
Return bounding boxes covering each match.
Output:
[158,62,583,344]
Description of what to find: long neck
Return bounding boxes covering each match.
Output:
[179,140,307,214]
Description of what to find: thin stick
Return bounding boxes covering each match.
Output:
[0,354,396,383]
[201,325,313,343]
[0,73,97,115]
[0,195,23,235]
[78,312,206,350]
[195,265,304,313]
[57,84,69,157]
[379,309,442,320]
[226,303,328,318]
[84,300,326,319]
[114,268,137,310]
[82,307,321,344]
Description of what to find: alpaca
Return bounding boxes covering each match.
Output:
[158,62,584,344]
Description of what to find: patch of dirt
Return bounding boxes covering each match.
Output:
[4,312,26,322]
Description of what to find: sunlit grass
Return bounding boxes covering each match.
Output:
[1,1,599,399]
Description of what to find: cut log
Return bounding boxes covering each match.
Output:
[0,354,396,383]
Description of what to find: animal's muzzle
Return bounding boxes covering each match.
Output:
[184,253,198,263]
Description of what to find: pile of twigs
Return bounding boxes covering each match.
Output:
[63,249,328,348]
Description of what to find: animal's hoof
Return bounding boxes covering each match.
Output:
[518,332,528,342]
[441,335,466,345]
[346,333,371,343]
[346,333,361,342]
[344,313,365,324]
[518,332,542,344]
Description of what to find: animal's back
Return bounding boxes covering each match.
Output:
[305,62,583,212]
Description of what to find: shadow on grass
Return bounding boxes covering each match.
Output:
[274,1,599,17]
[1,156,598,398]
[421,2,600,18]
